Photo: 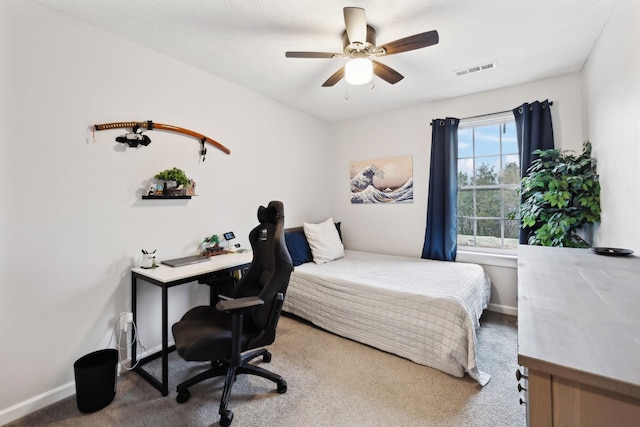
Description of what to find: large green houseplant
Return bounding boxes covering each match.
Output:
[519,141,601,248]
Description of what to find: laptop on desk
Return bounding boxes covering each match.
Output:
[161,255,209,268]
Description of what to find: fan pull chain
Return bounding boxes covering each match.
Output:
[345,83,350,100]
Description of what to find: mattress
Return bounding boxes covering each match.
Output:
[282,249,492,385]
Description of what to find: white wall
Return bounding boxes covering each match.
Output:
[328,73,584,314]
[582,0,640,252]
[0,1,331,423]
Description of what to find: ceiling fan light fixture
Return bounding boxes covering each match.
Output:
[285,7,439,87]
[345,57,373,85]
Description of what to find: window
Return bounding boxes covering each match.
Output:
[457,114,520,251]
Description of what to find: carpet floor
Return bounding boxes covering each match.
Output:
[6,311,525,426]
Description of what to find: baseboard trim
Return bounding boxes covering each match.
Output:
[487,303,517,317]
[0,381,76,426]
[0,351,145,425]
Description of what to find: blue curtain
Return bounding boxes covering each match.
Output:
[513,100,555,244]
[422,118,459,261]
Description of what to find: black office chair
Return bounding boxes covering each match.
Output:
[172,201,293,427]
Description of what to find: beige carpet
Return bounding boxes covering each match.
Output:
[6,311,525,426]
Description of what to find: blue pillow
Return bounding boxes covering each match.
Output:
[285,230,313,266]
[334,221,342,241]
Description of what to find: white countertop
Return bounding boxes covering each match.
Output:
[518,245,640,398]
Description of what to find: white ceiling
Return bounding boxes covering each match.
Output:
[34,0,617,122]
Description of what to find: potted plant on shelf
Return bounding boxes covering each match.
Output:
[519,141,601,248]
[154,167,190,196]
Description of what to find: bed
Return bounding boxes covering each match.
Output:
[282,221,492,386]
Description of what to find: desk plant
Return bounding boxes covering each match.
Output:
[203,234,220,247]
[202,234,224,255]
[519,141,601,247]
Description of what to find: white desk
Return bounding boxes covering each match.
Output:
[131,252,253,396]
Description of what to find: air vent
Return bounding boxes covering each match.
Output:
[454,61,497,77]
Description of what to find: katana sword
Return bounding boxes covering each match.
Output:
[94,120,230,155]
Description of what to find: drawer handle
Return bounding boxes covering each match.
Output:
[516,368,528,381]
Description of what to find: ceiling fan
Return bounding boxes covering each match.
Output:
[285,7,439,87]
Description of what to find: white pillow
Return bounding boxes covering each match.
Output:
[303,218,345,264]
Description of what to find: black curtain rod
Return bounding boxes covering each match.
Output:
[430,101,553,125]
[461,101,553,121]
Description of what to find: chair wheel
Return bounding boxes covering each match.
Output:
[220,409,234,427]
[263,351,272,363]
[277,379,287,394]
[176,390,190,403]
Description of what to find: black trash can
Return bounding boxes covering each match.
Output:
[73,349,118,413]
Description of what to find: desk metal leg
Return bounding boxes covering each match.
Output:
[131,273,171,396]
[131,274,137,366]
[161,285,169,395]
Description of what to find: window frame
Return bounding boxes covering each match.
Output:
[457,112,519,255]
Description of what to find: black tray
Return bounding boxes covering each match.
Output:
[592,247,634,256]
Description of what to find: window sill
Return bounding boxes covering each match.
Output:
[456,250,517,268]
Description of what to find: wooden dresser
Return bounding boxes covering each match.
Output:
[517,245,640,426]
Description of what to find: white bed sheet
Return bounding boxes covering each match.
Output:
[282,250,491,385]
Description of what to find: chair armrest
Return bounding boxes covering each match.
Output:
[216,296,264,313]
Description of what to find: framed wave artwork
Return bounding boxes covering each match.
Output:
[350,155,413,204]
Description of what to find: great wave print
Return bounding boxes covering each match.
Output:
[350,156,413,204]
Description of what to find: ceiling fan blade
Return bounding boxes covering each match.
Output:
[343,7,367,44]
[379,30,439,55]
[322,67,345,87]
[285,51,341,59]
[372,61,404,84]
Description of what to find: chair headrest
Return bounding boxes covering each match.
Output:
[257,201,284,225]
